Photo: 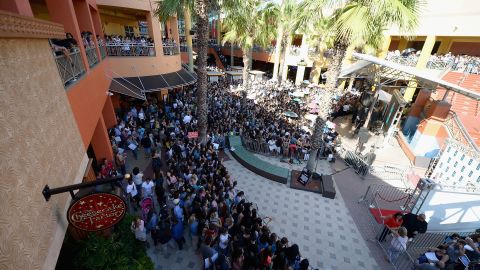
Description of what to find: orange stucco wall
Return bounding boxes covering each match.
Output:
[102,96,117,129]
[105,55,181,77]
[397,134,416,163]
[67,61,110,148]
[221,47,275,63]
[96,0,151,11]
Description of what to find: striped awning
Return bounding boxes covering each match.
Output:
[108,69,197,99]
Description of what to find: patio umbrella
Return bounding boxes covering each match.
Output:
[292,98,302,103]
[290,91,305,98]
[283,111,299,118]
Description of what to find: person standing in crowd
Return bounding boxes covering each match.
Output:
[172,218,186,250]
[151,149,162,180]
[132,167,143,198]
[387,226,408,263]
[131,216,148,248]
[115,149,127,175]
[142,177,155,199]
[141,132,152,157]
[402,213,428,240]
[126,176,140,212]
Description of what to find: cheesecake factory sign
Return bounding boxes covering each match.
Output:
[67,193,126,231]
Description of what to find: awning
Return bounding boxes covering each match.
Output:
[339,60,373,78]
[109,77,146,100]
[350,53,480,101]
[108,69,197,98]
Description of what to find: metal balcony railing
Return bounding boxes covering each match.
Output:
[105,43,156,56]
[53,50,85,87]
[163,45,180,56]
[180,45,188,52]
[85,46,99,67]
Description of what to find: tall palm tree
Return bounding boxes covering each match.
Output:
[155,0,195,72]
[194,0,210,144]
[222,0,278,86]
[305,0,421,171]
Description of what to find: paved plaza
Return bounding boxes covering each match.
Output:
[132,148,381,270]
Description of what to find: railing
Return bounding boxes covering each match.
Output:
[444,112,480,152]
[342,150,370,176]
[85,46,99,67]
[180,45,188,52]
[53,50,85,86]
[163,45,180,56]
[105,43,155,56]
[241,136,273,156]
[99,45,107,59]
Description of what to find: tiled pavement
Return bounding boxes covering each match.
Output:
[129,149,381,270]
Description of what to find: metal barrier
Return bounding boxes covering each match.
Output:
[105,43,155,56]
[359,184,413,212]
[53,50,85,86]
[85,46,99,67]
[163,45,180,56]
[344,150,370,176]
[240,137,272,156]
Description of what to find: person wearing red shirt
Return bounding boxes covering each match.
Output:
[378,212,404,242]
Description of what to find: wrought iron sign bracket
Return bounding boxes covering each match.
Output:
[42,176,124,202]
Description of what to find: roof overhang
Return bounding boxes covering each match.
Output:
[346,53,480,101]
[108,69,197,99]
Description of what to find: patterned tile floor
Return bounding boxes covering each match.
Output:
[135,149,380,270]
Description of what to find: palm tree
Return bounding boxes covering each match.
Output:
[222,0,278,86]
[305,0,421,171]
[155,0,195,72]
[194,0,210,144]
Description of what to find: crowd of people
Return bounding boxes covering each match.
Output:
[104,35,155,56]
[109,79,316,269]
[386,50,480,74]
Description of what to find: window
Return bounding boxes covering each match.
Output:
[445,167,449,172]
[477,164,480,170]
[447,157,451,163]
[459,176,463,182]
[461,166,465,172]
[447,147,451,153]
[469,159,473,165]
[454,150,458,156]
[452,171,456,177]
[124,26,134,37]
[454,161,458,167]
[461,154,465,161]
[477,176,480,183]
[469,171,473,177]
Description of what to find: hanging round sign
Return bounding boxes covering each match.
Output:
[67,193,126,232]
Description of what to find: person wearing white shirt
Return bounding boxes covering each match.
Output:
[141,178,155,198]
[183,114,192,124]
[132,167,143,197]
[126,178,139,210]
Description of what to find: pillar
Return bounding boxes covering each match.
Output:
[102,96,117,129]
[397,38,408,52]
[73,0,101,60]
[146,10,163,55]
[416,35,436,68]
[184,8,194,71]
[170,16,180,44]
[45,0,88,71]
[0,0,33,17]
[437,38,453,54]
[403,35,436,102]
[111,94,120,110]
[216,13,222,46]
[90,7,103,38]
[91,115,114,162]
[377,35,392,59]
[295,66,306,85]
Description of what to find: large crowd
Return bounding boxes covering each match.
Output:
[110,79,318,269]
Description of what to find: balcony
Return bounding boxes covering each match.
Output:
[85,46,99,67]
[53,50,86,87]
[163,45,180,56]
[99,45,107,59]
[105,42,156,57]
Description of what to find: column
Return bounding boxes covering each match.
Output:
[216,13,222,46]
[437,38,453,54]
[91,115,114,162]
[102,96,117,129]
[170,16,180,44]
[403,35,436,101]
[377,35,391,59]
[295,35,308,85]
[397,38,408,52]
[0,0,33,17]
[73,0,101,60]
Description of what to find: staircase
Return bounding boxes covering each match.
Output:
[208,47,225,70]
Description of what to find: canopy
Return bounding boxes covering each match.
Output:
[108,68,197,98]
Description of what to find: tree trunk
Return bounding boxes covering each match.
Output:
[325,40,348,94]
[184,7,194,72]
[272,24,284,81]
[306,115,326,171]
[281,34,293,82]
[216,13,222,46]
[194,0,209,145]
[346,74,355,92]
[310,45,325,84]
[230,45,234,66]
[242,49,251,86]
